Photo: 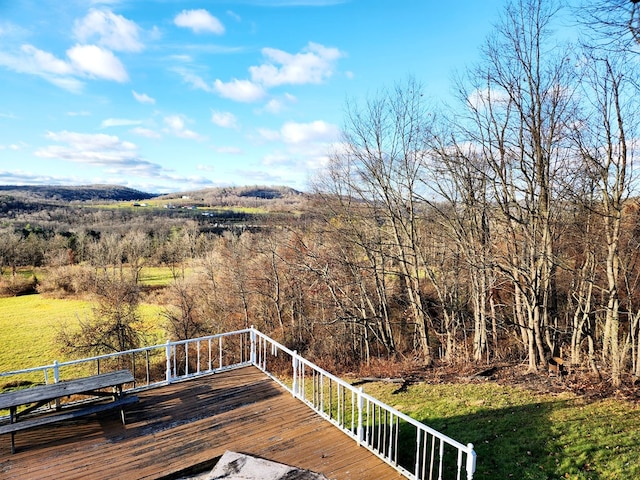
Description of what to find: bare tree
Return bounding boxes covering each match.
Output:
[59,274,145,355]
[427,137,497,363]
[572,50,639,386]
[320,77,436,364]
[577,0,640,50]
[461,0,577,371]
[162,277,210,341]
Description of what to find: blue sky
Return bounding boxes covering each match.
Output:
[0,0,507,194]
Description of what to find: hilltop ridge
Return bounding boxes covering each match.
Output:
[0,184,154,203]
[0,184,306,205]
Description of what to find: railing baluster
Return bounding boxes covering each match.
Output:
[145,349,150,385]
[438,438,444,480]
[197,340,201,374]
[172,344,177,380]
[430,434,436,480]
[415,428,422,479]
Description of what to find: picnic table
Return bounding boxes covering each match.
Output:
[0,369,138,454]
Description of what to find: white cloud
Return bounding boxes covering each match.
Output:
[35,131,162,175]
[169,54,193,62]
[214,146,243,154]
[258,128,281,142]
[174,9,225,35]
[175,68,215,92]
[209,42,342,103]
[132,90,156,104]
[262,93,297,114]
[227,10,242,22]
[130,127,162,139]
[19,44,73,75]
[280,120,339,144]
[467,87,510,110]
[67,44,128,82]
[163,114,203,140]
[249,42,343,87]
[0,41,130,91]
[101,118,142,128]
[74,8,144,52]
[0,143,24,151]
[164,115,185,131]
[254,120,338,180]
[211,110,238,128]
[0,45,83,92]
[214,78,265,102]
[48,76,85,92]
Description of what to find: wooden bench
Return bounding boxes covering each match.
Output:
[0,370,138,453]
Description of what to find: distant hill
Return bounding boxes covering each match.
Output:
[157,185,303,201]
[157,185,307,211]
[0,185,155,202]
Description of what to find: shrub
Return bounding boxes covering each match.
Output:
[0,275,38,297]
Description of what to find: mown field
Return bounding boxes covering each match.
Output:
[0,295,165,376]
[0,267,174,376]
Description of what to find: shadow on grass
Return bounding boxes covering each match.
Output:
[405,400,569,479]
[394,396,640,480]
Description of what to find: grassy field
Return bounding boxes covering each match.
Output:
[364,381,640,480]
[0,295,166,376]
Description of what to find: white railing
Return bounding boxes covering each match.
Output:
[0,329,253,389]
[250,329,476,480]
[0,327,476,479]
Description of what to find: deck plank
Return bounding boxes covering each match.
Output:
[0,366,404,480]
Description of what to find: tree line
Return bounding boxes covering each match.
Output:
[2,0,640,386]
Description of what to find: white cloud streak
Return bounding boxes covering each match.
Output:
[174,9,225,35]
[101,118,142,128]
[35,131,156,172]
[211,110,238,128]
[214,78,265,102]
[249,42,343,87]
[130,127,162,139]
[74,8,144,52]
[163,114,204,140]
[132,90,155,104]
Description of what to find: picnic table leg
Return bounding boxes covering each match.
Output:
[116,384,126,425]
[10,406,16,454]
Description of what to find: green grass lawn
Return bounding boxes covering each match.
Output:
[139,266,193,286]
[364,381,640,480]
[0,295,166,375]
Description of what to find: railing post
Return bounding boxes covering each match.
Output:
[357,387,364,446]
[53,360,60,383]
[292,350,298,398]
[250,327,256,365]
[165,340,172,384]
[466,443,477,480]
[53,359,61,409]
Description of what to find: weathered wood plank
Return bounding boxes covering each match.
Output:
[0,370,135,409]
[0,396,138,435]
[0,367,404,480]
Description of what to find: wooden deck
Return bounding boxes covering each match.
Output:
[0,366,405,479]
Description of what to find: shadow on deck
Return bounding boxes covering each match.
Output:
[0,366,404,480]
